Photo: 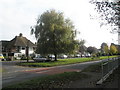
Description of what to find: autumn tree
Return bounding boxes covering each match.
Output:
[101,43,109,55]
[110,44,118,55]
[31,9,78,61]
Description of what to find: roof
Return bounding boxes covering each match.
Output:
[1,40,10,47]
[8,33,36,47]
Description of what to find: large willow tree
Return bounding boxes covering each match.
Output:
[31,9,78,61]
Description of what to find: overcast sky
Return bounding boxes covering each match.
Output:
[0,0,118,48]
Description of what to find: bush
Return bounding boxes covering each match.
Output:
[21,56,27,60]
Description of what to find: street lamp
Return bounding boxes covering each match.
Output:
[26,40,29,62]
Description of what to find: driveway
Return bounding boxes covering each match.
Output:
[2,59,108,88]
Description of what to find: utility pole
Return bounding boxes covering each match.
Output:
[26,40,29,62]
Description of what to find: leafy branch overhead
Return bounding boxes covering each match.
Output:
[90,0,120,33]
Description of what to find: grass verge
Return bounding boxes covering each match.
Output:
[0,68,2,72]
[103,66,120,84]
[82,63,102,73]
[17,56,117,67]
[0,68,4,73]
[2,71,90,89]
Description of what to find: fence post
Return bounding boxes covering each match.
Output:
[97,56,119,85]
[108,57,109,73]
[118,57,119,66]
[101,59,104,84]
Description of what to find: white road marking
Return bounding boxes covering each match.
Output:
[3,76,15,80]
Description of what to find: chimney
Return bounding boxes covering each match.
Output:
[19,33,23,37]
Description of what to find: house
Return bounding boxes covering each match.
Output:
[1,33,36,60]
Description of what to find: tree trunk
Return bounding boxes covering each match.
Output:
[54,54,57,61]
[81,54,82,57]
[26,46,29,63]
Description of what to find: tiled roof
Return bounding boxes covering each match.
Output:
[8,34,36,47]
[1,40,10,47]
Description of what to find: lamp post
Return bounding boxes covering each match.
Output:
[26,40,29,62]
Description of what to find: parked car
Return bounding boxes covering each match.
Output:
[33,56,51,62]
[6,58,11,61]
[16,57,21,60]
[59,55,68,59]
[0,54,5,61]
[48,55,55,60]
[75,54,80,57]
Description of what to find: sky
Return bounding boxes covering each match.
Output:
[0,0,118,49]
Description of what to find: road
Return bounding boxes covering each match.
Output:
[2,59,109,88]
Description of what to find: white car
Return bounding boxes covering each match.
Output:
[33,56,50,62]
[60,55,68,59]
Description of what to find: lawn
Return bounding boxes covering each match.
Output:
[0,68,4,73]
[17,56,117,67]
[0,68,2,72]
[82,62,102,73]
[2,71,90,89]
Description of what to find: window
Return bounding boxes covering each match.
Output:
[22,47,25,50]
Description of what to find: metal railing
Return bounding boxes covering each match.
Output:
[97,57,120,85]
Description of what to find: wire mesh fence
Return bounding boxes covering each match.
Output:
[97,57,120,85]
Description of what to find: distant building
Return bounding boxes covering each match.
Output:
[1,33,36,60]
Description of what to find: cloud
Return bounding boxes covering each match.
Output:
[0,0,117,48]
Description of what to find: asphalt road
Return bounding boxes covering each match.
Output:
[2,59,109,88]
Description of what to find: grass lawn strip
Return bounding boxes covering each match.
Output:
[3,71,90,89]
[82,63,102,73]
[0,68,4,73]
[17,56,117,67]
[0,68,2,72]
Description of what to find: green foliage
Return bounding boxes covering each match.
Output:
[31,9,78,60]
[78,40,87,55]
[104,45,109,54]
[87,46,98,55]
[101,43,109,55]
